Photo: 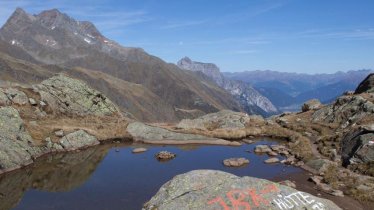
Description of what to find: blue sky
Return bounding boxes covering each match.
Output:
[0,0,373,73]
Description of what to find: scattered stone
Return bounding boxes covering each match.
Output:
[267,151,278,156]
[264,157,280,164]
[223,158,249,167]
[143,170,342,210]
[54,130,64,137]
[304,131,312,137]
[242,139,254,144]
[254,145,272,153]
[278,180,296,188]
[270,145,286,152]
[34,107,47,118]
[344,90,355,96]
[28,98,37,106]
[329,190,344,197]
[281,156,296,165]
[39,100,47,107]
[309,175,324,185]
[4,88,28,105]
[279,150,290,156]
[155,151,176,161]
[316,183,333,193]
[295,161,304,167]
[132,148,147,153]
[330,149,339,162]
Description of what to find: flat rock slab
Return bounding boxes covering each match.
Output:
[265,157,280,164]
[143,170,341,210]
[127,122,240,146]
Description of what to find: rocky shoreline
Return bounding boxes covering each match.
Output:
[1,73,374,209]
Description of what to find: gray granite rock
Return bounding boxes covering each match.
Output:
[302,99,322,112]
[127,122,239,145]
[143,170,341,210]
[177,110,263,130]
[34,74,119,116]
[59,130,99,151]
[0,107,42,172]
[4,88,28,105]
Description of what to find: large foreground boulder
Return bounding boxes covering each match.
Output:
[341,126,374,166]
[0,107,42,172]
[355,73,374,94]
[127,122,240,145]
[34,74,119,116]
[143,170,341,210]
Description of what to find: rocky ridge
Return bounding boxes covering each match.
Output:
[177,57,278,116]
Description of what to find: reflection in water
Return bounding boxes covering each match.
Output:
[0,146,110,210]
[0,140,301,210]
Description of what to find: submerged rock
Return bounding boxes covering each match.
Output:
[33,74,119,116]
[223,158,249,167]
[143,170,341,210]
[132,148,147,153]
[264,157,280,164]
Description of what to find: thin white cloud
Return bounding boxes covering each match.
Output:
[229,50,258,55]
[161,20,207,29]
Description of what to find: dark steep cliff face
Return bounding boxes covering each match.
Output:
[177,57,278,116]
[0,8,241,122]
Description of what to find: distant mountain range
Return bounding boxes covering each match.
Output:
[0,8,242,122]
[177,57,278,116]
[224,69,373,111]
[0,8,371,119]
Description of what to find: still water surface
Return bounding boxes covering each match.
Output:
[0,139,301,210]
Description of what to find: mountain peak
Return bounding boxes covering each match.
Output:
[2,7,35,28]
[37,8,64,18]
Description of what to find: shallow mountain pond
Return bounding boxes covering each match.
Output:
[0,139,302,210]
